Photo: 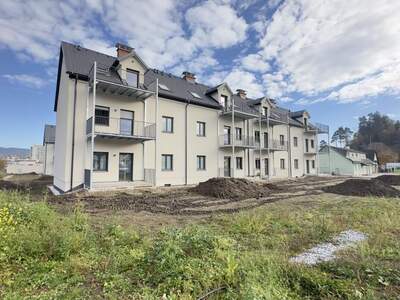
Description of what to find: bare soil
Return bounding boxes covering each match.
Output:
[374,175,400,186]
[0,175,53,198]
[323,178,400,197]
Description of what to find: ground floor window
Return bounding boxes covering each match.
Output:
[280,158,285,169]
[255,159,260,169]
[312,160,315,169]
[197,155,206,170]
[162,154,173,171]
[294,159,299,169]
[236,157,243,170]
[93,152,108,171]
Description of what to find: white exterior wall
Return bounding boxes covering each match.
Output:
[290,126,305,177]
[6,160,44,174]
[43,143,55,175]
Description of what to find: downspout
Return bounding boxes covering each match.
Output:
[247,119,250,176]
[258,111,262,178]
[231,98,235,177]
[154,78,159,186]
[70,73,78,191]
[142,99,146,181]
[185,100,190,185]
[267,111,270,178]
[287,110,292,178]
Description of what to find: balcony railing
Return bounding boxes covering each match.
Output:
[255,139,288,151]
[219,134,256,148]
[220,103,258,119]
[87,116,156,140]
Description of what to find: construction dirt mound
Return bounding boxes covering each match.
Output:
[0,176,53,195]
[374,175,400,186]
[323,179,400,197]
[192,177,269,199]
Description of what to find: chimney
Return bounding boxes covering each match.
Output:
[236,89,247,99]
[115,43,133,57]
[182,71,196,83]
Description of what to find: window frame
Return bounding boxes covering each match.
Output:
[235,127,242,140]
[255,158,260,170]
[95,105,110,126]
[255,130,260,143]
[126,69,139,88]
[310,139,315,148]
[162,116,174,133]
[93,152,108,172]
[197,155,206,171]
[236,157,243,170]
[196,121,206,137]
[263,106,268,116]
[280,158,285,170]
[220,94,228,109]
[161,154,173,171]
[312,160,315,169]
[293,136,298,147]
[279,135,285,146]
[294,159,299,169]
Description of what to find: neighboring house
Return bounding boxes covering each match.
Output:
[6,159,44,174]
[53,42,319,192]
[319,146,378,176]
[43,124,56,175]
[31,144,45,162]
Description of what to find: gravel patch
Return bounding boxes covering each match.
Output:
[290,230,367,265]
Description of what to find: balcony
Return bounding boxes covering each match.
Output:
[256,139,288,151]
[304,147,317,154]
[220,103,258,120]
[219,134,256,148]
[86,116,156,142]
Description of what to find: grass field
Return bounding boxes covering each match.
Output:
[0,190,399,299]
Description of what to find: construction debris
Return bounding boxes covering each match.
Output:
[323,179,400,197]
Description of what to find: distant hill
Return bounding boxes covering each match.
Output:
[0,147,30,159]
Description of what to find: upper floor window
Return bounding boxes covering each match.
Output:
[221,95,228,109]
[255,131,260,143]
[95,105,109,126]
[304,117,308,128]
[236,157,243,170]
[263,107,268,116]
[280,159,285,169]
[235,127,242,140]
[310,139,315,148]
[280,135,285,146]
[293,136,298,147]
[126,69,139,87]
[162,116,174,133]
[196,121,206,136]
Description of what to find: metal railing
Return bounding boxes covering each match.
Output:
[87,116,156,139]
[221,102,258,116]
[219,134,255,147]
[255,139,288,151]
[144,168,156,185]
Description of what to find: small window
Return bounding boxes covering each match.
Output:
[236,157,243,170]
[93,152,108,171]
[293,137,298,147]
[158,83,169,91]
[95,106,109,126]
[197,155,206,170]
[255,131,260,143]
[162,116,174,133]
[162,154,173,171]
[221,95,228,109]
[280,159,285,169]
[263,107,268,116]
[279,135,285,146]
[190,91,202,99]
[126,69,139,87]
[255,159,260,170]
[294,159,299,169]
[196,121,206,136]
[312,160,315,169]
[311,139,315,148]
[235,127,242,140]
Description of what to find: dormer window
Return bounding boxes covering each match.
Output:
[221,95,228,109]
[304,117,308,128]
[126,69,139,88]
[158,83,170,91]
[263,107,268,116]
[190,91,201,99]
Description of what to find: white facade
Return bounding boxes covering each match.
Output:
[6,159,44,174]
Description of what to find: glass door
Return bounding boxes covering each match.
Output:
[120,110,134,135]
[224,126,231,145]
[224,156,231,177]
[119,153,133,181]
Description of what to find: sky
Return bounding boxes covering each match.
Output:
[0,0,399,148]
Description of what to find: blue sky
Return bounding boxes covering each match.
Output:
[0,0,399,148]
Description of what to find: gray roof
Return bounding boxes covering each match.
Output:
[43,124,56,144]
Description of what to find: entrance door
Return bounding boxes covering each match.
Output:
[119,153,133,181]
[224,126,231,145]
[306,160,310,174]
[224,156,231,177]
[264,158,269,176]
[120,110,134,136]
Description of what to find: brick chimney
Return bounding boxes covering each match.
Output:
[182,71,196,83]
[115,43,133,57]
[236,89,247,99]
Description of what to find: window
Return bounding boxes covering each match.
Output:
[280,135,285,146]
[263,106,268,116]
[158,83,169,91]
[312,160,315,169]
[93,152,108,171]
[255,159,260,170]
[162,116,174,133]
[280,159,285,169]
[221,95,228,109]
[190,91,201,99]
[126,69,139,87]
[311,139,315,148]
[197,155,206,170]
[293,137,298,147]
[236,157,243,170]
[255,131,260,143]
[162,154,173,171]
[196,121,206,136]
[95,106,110,126]
[294,159,299,169]
[235,127,242,140]
[304,117,308,128]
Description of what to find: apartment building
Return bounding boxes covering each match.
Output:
[53,42,319,193]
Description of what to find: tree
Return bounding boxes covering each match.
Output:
[319,140,328,150]
[331,126,353,147]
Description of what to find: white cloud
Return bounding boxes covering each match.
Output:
[241,53,270,72]
[224,69,264,98]
[3,74,47,88]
